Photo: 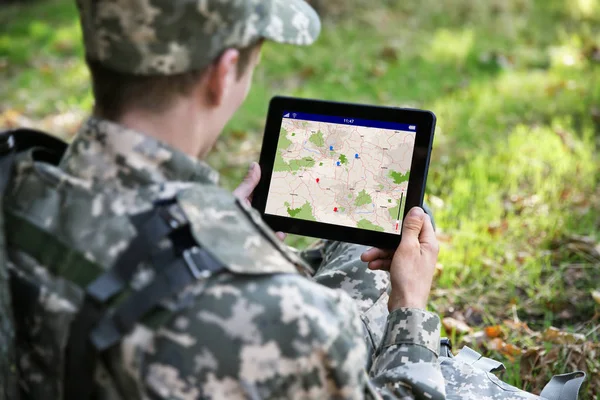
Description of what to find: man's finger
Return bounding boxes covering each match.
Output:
[275,231,287,241]
[419,214,435,240]
[419,214,437,250]
[361,248,394,262]
[367,259,392,271]
[233,162,261,201]
[401,207,425,242]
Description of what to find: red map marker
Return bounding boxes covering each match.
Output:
[316,178,320,183]
[333,207,338,212]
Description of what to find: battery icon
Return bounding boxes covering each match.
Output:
[409,125,416,130]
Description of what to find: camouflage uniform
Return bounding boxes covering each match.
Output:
[6,117,444,399]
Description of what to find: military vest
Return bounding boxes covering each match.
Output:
[0,128,310,400]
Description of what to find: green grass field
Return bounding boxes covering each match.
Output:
[1,0,599,396]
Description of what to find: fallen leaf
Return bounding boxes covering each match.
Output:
[461,330,487,347]
[442,317,472,334]
[542,327,586,344]
[592,290,600,305]
[487,220,509,236]
[380,46,399,62]
[488,337,523,359]
[484,325,503,338]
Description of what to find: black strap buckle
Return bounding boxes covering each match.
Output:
[440,337,453,357]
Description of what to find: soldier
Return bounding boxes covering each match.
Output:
[1,0,584,399]
[2,0,444,398]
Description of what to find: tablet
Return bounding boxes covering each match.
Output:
[252,96,436,249]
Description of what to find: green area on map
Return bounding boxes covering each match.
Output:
[286,201,316,221]
[288,157,315,171]
[274,128,316,172]
[309,131,325,147]
[357,218,384,232]
[355,189,372,207]
[389,170,410,184]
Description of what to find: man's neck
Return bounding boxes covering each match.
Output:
[113,101,215,159]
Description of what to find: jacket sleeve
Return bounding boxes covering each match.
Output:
[367,308,446,399]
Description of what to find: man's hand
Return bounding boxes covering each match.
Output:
[360,207,439,311]
[233,162,286,241]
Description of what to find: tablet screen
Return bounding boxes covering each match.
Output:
[264,112,417,235]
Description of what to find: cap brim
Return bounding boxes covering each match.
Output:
[261,0,321,46]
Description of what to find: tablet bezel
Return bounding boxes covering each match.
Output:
[252,96,436,249]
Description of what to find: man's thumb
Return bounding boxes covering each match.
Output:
[244,162,260,184]
[233,162,261,200]
[402,207,425,238]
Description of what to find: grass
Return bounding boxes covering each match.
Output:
[1,0,599,395]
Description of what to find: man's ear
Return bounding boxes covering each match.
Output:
[205,49,240,107]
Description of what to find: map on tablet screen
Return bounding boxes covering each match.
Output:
[264,112,416,234]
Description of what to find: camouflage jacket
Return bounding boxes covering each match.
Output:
[5,117,445,399]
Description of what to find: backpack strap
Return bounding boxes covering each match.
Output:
[453,346,505,373]
[1,127,68,162]
[540,371,586,400]
[64,199,226,400]
[0,131,19,400]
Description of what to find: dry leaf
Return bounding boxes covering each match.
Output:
[380,46,399,62]
[442,317,472,334]
[488,337,523,360]
[484,325,503,338]
[461,330,487,347]
[487,220,508,236]
[542,327,586,344]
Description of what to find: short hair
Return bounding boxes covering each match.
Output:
[88,42,260,121]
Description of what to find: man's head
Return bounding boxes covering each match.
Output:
[76,0,320,155]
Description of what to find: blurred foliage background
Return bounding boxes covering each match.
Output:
[1,0,599,396]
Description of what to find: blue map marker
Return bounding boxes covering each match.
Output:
[329,145,334,151]
[336,161,341,166]
[355,153,359,159]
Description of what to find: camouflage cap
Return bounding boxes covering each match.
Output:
[76,0,321,75]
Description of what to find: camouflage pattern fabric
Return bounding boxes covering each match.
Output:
[76,0,321,75]
[6,117,447,399]
[438,357,539,399]
[302,240,545,399]
[304,241,391,370]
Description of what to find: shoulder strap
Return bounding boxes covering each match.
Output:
[0,132,19,400]
[4,127,68,159]
[540,371,586,400]
[64,199,226,400]
[0,128,68,399]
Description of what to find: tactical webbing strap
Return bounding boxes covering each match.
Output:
[86,202,187,304]
[540,371,586,400]
[455,346,586,399]
[454,346,505,373]
[64,201,226,400]
[91,246,224,351]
